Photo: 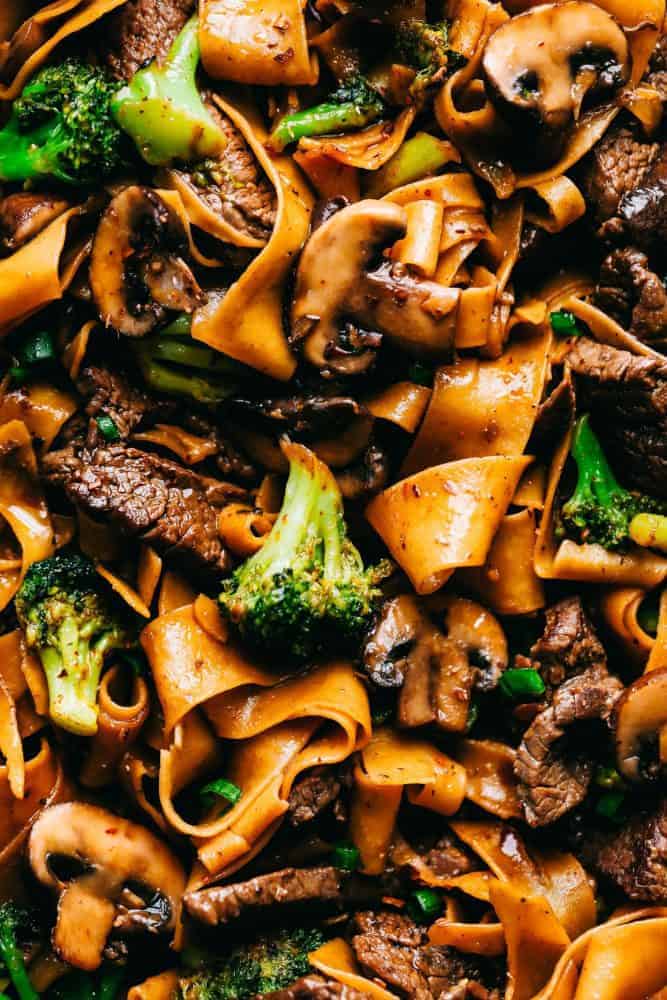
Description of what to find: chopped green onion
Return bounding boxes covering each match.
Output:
[594,765,625,791]
[331,841,360,871]
[549,309,582,338]
[466,701,479,732]
[408,361,435,386]
[160,314,193,337]
[408,888,443,924]
[20,330,54,366]
[95,414,121,443]
[200,778,242,810]
[499,668,545,700]
[595,789,626,823]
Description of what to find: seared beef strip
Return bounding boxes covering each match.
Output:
[645,32,667,98]
[103,0,195,80]
[177,100,277,243]
[232,393,365,439]
[515,666,624,827]
[594,246,667,341]
[287,767,343,828]
[580,800,667,902]
[580,126,659,223]
[566,337,667,499]
[41,442,243,573]
[0,192,70,254]
[77,366,257,481]
[530,597,607,691]
[259,977,367,999]
[184,866,380,927]
[612,145,667,254]
[351,911,502,999]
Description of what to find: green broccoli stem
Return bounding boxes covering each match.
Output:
[267,94,384,152]
[136,354,238,404]
[566,413,624,511]
[0,922,38,1000]
[112,15,224,166]
[40,621,117,736]
[365,132,455,197]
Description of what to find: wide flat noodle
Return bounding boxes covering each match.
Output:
[366,455,531,593]
[0,0,128,101]
[0,385,77,452]
[192,93,313,380]
[0,426,54,611]
[402,327,551,473]
[460,508,546,615]
[298,108,415,170]
[140,602,275,733]
[309,939,397,999]
[200,0,317,85]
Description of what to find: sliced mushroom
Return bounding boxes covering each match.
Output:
[90,185,205,337]
[615,667,667,781]
[291,200,459,377]
[363,594,507,732]
[0,192,70,254]
[483,2,630,165]
[28,802,186,971]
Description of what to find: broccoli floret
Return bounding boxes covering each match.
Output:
[0,904,39,1000]
[219,442,390,661]
[395,19,465,95]
[267,74,385,152]
[133,315,241,405]
[112,15,225,166]
[558,414,667,551]
[47,964,125,1000]
[15,554,129,736]
[0,60,125,185]
[179,928,325,1000]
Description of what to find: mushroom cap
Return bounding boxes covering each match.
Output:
[614,667,667,781]
[483,2,629,160]
[28,802,186,970]
[291,199,458,375]
[90,185,205,337]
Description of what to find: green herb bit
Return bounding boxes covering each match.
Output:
[95,415,121,443]
[549,309,583,337]
[331,841,360,872]
[200,778,242,811]
[499,667,545,701]
[407,888,443,924]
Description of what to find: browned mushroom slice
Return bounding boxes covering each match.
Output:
[28,802,186,970]
[615,667,667,781]
[482,2,630,165]
[291,200,458,377]
[90,185,205,337]
[363,594,508,732]
[0,192,70,254]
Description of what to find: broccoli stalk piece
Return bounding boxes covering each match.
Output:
[559,415,667,551]
[219,442,390,660]
[0,60,125,184]
[15,554,129,736]
[179,927,325,1000]
[112,15,225,166]
[0,905,39,1000]
[133,315,241,405]
[267,75,385,152]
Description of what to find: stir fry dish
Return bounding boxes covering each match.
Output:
[2,0,667,997]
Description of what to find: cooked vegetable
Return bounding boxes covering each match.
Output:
[200,778,242,811]
[499,668,546,700]
[366,132,456,197]
[407,889,443,924]
[330,841,360,871]
[267,75,385,152]
[0,60,125,184]
[15,554,129,736]
[550,310,583,337]
[219,442,390,661]
[47,965,125,1000]
[112,15,224,166]
[0,905,39,1000]
[134,317,241,405]
[179,927,325,1000]
[559,415,667,552]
